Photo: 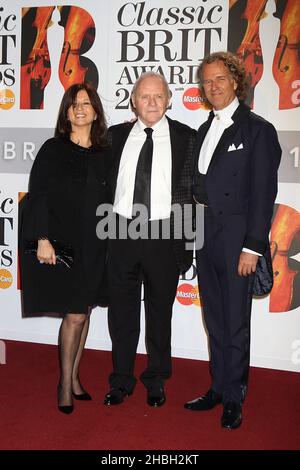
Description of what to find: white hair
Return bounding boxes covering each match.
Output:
[131,72,171,97]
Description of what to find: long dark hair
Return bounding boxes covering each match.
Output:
[55,82,108,149]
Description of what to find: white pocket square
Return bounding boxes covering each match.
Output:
[228,143,243,152]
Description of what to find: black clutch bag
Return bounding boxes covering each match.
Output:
[253,246,273,297]
[24,239,74,268]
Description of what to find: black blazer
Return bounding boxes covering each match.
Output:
[193,102,282,254]
[108,116,197,273]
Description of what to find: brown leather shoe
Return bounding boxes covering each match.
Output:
[184,389,222,411]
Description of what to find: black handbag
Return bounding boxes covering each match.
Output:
[24,239,74,268]
[253,246,273,296]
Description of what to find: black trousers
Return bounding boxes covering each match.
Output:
[107,219,180,392]
[196,209,254,404]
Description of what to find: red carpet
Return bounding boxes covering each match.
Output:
[0,340,299,450]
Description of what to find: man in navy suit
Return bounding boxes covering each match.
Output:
[184,51,281,429]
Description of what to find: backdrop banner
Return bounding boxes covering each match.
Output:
[0,0,299,372]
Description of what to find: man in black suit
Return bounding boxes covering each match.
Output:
[184,52,281,428]
[104,72,196,407]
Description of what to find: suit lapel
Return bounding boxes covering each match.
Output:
[110,122,135,197]
[193,111,214,173]
[207,102,251,173]
[167,116,188,192]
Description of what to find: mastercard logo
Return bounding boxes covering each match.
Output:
[176,283,201,306]
[0,269,13,289]
[182,87,208,111]
[0,89,15,110]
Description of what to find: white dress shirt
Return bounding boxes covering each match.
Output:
[198,97,239,174]
[198,97,260,257]
[113,116,172,220]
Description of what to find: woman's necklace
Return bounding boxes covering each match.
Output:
[71,135,91,148]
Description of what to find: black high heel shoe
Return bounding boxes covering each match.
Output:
[58,404,74,414]
[72,391,92,401]
[57,385,74,414]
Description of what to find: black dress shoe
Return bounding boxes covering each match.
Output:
[184,388,222,411]
[103,387,132,406]
[72,391,92,401]
[147,387,166,407]
[221,401,242,429]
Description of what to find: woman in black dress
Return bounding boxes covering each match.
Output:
[20,83,110,414]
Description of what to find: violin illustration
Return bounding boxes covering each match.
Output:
[20,7,54,109]
[273,0,300,109]
[20,6,98,109]
[270,204,300,312]
[59,6,98,90]
[229,0,267,107]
